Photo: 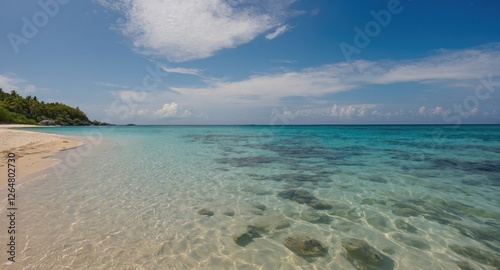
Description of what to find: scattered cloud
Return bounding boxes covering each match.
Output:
[0,74,37,94]
[417,106,447,117]
[328,104,375,118]
[269,59,296,64]
[417,106,446,117]
[471,108,481,115]
[154,102,191,118]
[160,66,201,75]
[281,108,315,119]
[136,109,150,116]
[155,102,178,117]
[431,106,444,116]
[112,90,150,103]
[373,46,500,84]
[418,106,427,115]
[102,44,500,123]
[95,81,129,88]
[168,43,500,109]
[98,0,298,62]
[265,24,290,40]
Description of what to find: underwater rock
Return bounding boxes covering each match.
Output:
[454,260,478,270]
[391,233,430,250]
[249,209,264,215]
[271,173,331,184]
[331,220,357,232]
[197,208,214,216]
[283,236,328,257]
[329,208,362,222]
[359,174,388,184]
[394,219,418,234]
[361,198,387,206]
[451,223,499,242]
[449,244,500,268]
[278,189,333,210]
[400,198,466,223]
[300,209,331,224]
[342,238,395,270]
[220,206,235,217]
[309,200,333,210]
[248,214,290,234]
[232,227,261,247]
[250,202,267,211]
[241,185,273,195]
[214,156,277,167]
[392,208,420,217]
[423,214,451,225]
[240,203,265,216]
[392,200,461,222]
[365,214,389,232]
[222,210,235,217]
[278,189,316,204]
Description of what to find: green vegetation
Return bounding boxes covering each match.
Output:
[0,88,102,125]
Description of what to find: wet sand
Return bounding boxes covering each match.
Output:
[0,124,82,189]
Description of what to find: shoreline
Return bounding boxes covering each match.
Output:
[0,124,83,189]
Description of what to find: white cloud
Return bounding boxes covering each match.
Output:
[269,59,296,64]
[431,106,444,115]
[418,106,427,115]
[179,109,192,118]
[415,106,445,117]
[112,90,149,103]
[98,0,297,62]
[0,74,37,94]
[328,104,376,118]
[168,43,500,109]
[136,109,150,116]
[100,44,500,123]
[470,108,480,116]
[154,102,192,118]
[279,108,315,119]
[161,66,201,75]
[373,44,500,84]
[95,81,129,88]
[155,102,178,117]
[310,8,320,16]
[265,24,290,40]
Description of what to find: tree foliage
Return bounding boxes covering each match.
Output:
[0,88,92,125]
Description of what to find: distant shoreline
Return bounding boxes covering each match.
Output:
[3,123,498,127]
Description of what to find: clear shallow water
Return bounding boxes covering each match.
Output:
[1,125,499,269]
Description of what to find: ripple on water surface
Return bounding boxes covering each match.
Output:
[2,125,499,269]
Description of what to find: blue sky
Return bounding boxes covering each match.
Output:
[1,0,499,124]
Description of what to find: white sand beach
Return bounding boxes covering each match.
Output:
[0,125,82,189]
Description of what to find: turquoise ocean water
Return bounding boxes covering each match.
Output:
[1,125,499,269]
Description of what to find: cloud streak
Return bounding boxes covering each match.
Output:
[169,43,500,107]
[98,0,297,62]
[103,44,500,123]
[265,24,290,40]
[161,66,201,75]
[95,81,129,88]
